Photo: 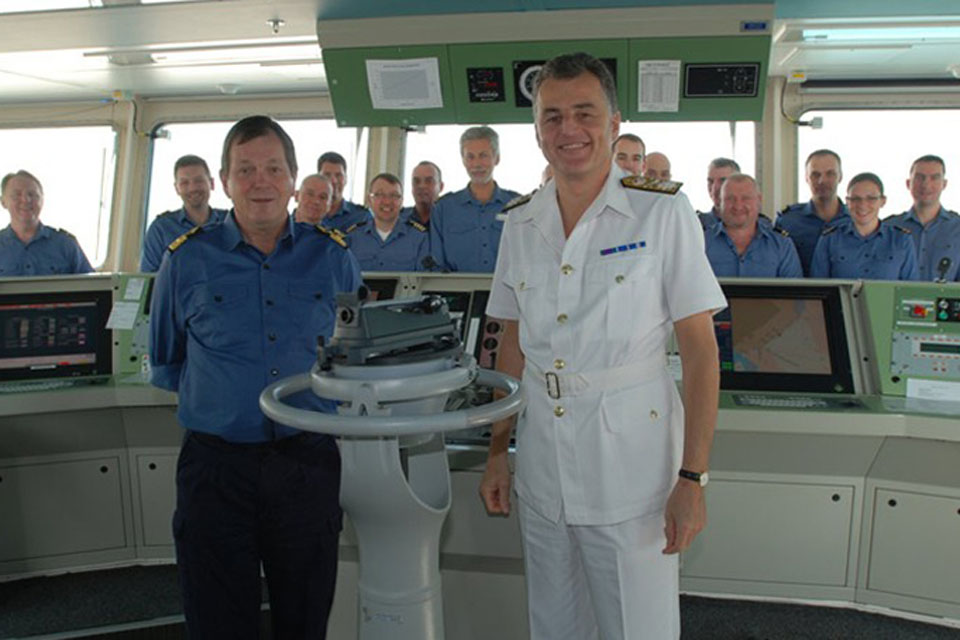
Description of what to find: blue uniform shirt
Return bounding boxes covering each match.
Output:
[704,222,803,278]
[140,207,228,272]
[346,218,429,272]
[884,207,960,281]
[149,212,363,443]
[400,205,434,230]
[429,183,520,272]
[810,219,919,281]
[698,207,721,229]
[0,223,93,276]
[322,199,371,233]
[777,199,850,276]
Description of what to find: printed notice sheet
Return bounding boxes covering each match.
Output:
[366,58,443,110]
[638,60,681,113]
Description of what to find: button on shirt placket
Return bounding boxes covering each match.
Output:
[552,230,589,515]
[260,260,283,382]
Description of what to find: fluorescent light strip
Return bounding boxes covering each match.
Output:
[803,26,960,42]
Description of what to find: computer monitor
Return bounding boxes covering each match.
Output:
[714,283,855,394]
[0,289,113,382]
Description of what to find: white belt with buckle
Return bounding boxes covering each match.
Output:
[525,359,668,400]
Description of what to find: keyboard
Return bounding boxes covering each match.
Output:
[734,394,831,409]
[0,379,92,394]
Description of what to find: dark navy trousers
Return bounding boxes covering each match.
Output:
[174,430,342,639]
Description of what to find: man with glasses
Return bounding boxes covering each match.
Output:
[777,149,849,276]
[345,172,428,271]
[810,172,918,280]
[885,155,959,281]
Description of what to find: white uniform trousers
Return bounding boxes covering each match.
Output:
[519,499,680,640]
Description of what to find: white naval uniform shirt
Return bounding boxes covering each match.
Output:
[487,169,727,526]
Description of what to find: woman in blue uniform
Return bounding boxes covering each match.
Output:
[810,172,919,281]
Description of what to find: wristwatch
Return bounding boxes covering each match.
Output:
[678,468,709,487]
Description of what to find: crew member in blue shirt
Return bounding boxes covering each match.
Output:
[317,151,371,232]
[293,173,333,224]
[810,172,919,281]
[778,149,850,276]
[347,172,428,271]
[704,174,802,278]
[698,157,740,229]
[884,154,959,281]
[150,116,362,639]
[400,160,443,229]
[0,170,93,276]
[140,155,228,272]
[429,126,520,272]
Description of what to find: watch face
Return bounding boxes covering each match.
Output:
[699,472,709,487]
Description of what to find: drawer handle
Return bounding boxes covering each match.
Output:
[887,499,897,507]
[831,494,841,502]
[100,465,109,474]
[148,463,157,471]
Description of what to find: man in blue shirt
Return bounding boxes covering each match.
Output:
[347,172,428,271]
[1,170,93,276]
[293,173,334,224]
[150,116,362,639]
[400,160,444,229]
[140,155,227,272]
[704,174,802,278]
[778,149,850,276]
[698,157,740,229]
[429,126,520,272]
[317,151,371,232]
[811,172,919,281]
[885,155,959,281]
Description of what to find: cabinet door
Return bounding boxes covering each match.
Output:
[136,454,177,547]
[868,489,960,604]
[683,480,854,586]
[0,457,126,561]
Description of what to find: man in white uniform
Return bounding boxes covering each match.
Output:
[480,52,726,640]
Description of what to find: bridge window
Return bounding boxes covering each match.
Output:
[0,125,117,267]
[146,119,365,229]
[404,121,755,213]
[798,109,958,218]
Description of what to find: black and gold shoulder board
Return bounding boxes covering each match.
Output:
[821,224,840,236]
[315,224,348,249]
[344,220,368,234]
[502,190,536,213]
[167,225,203,252]
[774,226,790,237]
[894,225,912,235]
[621,175,683,195]
[406,219,427,233]
[54,227,77,239]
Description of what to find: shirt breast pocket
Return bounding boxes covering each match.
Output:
[586,255,659,340]
[288,282,334,344]
[509,270,549,325]
[191,283,253,350]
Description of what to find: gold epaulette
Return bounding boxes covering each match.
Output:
[502,190,536,213]
[821,224,840,236]
[621,175,683,195]
[344,220,368,235]
[167,225,203,252]
[893,225,912,235]
[406,219,428,233]
[316,224,348,249]
[774,226,790,237]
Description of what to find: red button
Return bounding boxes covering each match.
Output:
[912,305,927,318]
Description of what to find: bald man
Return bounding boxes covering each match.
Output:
[644,152,671,181]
